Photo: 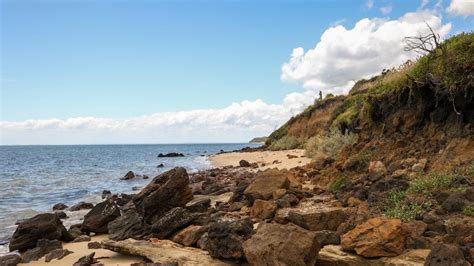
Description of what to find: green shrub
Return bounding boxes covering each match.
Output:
[384,189,430,222]
[329,175,347,193]
[305,128,357,159]
[407,172,453,195]
[268,135,300,151]
[463,206,474,217]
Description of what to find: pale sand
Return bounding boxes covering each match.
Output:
[209,149,311,170]
[20,235,143,266]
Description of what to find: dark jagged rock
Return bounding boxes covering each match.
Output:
[52,203,68,211]
[121,171,136,180]
[239,160,251,167]
[133,167,193,224]
[186,198,211,213]
[158,153,184,158]
[151,207,195,239]
[9,213,72,252]
[73,252,95,266]
[0,254,21,266]
[88,241,101,249]
[442,193,468,212]
[243,223,320,266]
[21,239,62,263]
[157,163,165,168]
[45,248,73,262]
[425,243,468,266]
[54,211,68,220]
[203,218,253,259]
[69,202,94,211]
[81,199,120,234]
[68,227,84,239]
[108,208,150,241]
[314,230,341,246]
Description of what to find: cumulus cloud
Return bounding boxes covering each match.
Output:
[280,10,451,95]
[446,0,474,17]
[0,93,317,145]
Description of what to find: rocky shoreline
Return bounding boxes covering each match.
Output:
[1,150,473,266]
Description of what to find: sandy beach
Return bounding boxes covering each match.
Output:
[209,149,311,170]
[19,235,143,266]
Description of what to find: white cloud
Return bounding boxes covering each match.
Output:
[380,6,393,15]
[0,93,317,145]
[446,0,474,17]
[281,10,451,95]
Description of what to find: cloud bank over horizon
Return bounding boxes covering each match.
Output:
[0,6,466,145]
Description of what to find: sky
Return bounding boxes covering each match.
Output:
[1,0,473,145]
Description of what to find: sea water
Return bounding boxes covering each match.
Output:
[0,143,258,254]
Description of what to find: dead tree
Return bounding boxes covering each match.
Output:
[403,23,444,55]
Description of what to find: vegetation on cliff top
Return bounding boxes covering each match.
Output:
[266,32,474,150]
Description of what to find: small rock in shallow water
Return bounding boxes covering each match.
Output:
[120,171,135,180]
[157,163,164,168]
[69,202,94,211]
[52,203,68,211]
[158,152,184,157]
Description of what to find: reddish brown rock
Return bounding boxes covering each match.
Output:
[250,199,278,220]
[243,222,320,266]
[244,169,289,202]
[341,217,405,258]
[368,161,387,181]
[171,225,207,246]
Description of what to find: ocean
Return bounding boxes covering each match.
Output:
[0,143,258,254]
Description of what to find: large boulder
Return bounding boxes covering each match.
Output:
[250,199,278,220]
[203,218,253,259]
[244,169,289,202]
[425,243,469,266]
[341,217,405,258]
[243,223,320,266]
[9,213,72,252]
[283,199,347,231]
[317,245,430,265]
[21,239,62,263]
[81,199,120,234]
[108,208,150,241]
[101,239,234,265]
[133,167,193,223]
[151,207,196,239]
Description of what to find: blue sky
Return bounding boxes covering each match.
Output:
[0,0,473,144]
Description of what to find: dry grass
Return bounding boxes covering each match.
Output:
[305,128,358,159]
